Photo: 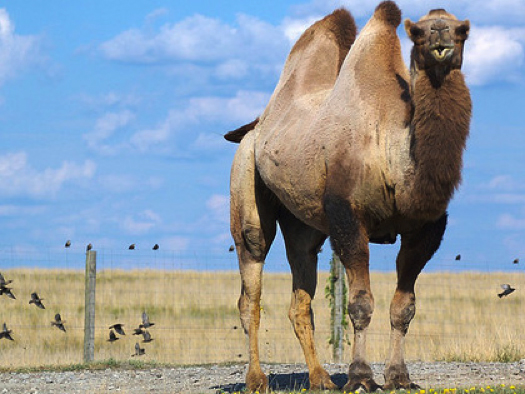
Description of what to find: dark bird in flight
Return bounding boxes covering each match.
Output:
[0,323,13,341]
[129,244,135,250]
[142,330,154,343]
[52,313,66,332]
[132,342,145,357]
[108,330,119,342]
[0,286,16,300]
[498,284,515,298]
[0,272,13,287]
[513,258,519,264]
[29,292,45,309]
[133,327,145,336]
[109,323,125,336]
[152,244,159,250]
[65,240,71,248]
[140,311,154,329]
[229,245,235,252]
[86,243,92,252]
[455,254,461,261]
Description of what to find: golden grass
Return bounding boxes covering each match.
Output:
[0,269,523,369]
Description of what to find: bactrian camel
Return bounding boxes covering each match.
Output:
[226,1,471,391]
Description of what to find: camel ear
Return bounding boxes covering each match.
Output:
[455,20,470,40]
[404,19,424,42]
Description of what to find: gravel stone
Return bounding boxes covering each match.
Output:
[0,362,523,393]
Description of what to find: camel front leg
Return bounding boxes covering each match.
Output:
[384,214,447,390]
[324,195,380,392]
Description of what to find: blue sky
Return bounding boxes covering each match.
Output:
[0,1,524,272]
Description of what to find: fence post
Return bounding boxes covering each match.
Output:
[84,250,96,363]
[333,255,345,362]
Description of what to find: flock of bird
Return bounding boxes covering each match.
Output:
[0,269,156,357]
[106,311,156,357]
[0,272,69,342]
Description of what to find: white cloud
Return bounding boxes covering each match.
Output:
[100,13,286,64]
[83,110,135,154]
[497,213,525,229]
[464,26,525,85]
[0,9,44,87]
[206,194,230,225]
[130,90,269,154]
[121,209,162,235]
[0,151,96,198]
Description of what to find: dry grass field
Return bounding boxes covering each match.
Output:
[0,268,523,369]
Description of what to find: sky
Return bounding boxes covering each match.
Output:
[0,0,524,272]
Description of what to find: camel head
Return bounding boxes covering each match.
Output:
[405,9,469,84]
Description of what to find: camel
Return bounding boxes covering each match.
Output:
[226,1,471,392]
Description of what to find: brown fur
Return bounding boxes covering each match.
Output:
[228,2,471,392]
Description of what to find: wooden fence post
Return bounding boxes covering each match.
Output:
[333,255,345,362]
[84,250,96,363]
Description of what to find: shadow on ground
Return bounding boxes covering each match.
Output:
[212,372,348,393]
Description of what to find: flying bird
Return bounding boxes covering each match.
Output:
[0,323,13,341]
[498,284,515,298]
[86,243,92,252]
[1,324,13,341]
[108,330,119,342]
[52,313,66,332]
[129,244,135,250]
[152,244,159,250]
[229,245,235,252]
[109,323,125,336]
[455,254,461,261]
[0,272,13,287]
[0,286,16,300]
[142,330,154,343]
[65,240,71,248]
[132,342,145,357]
[513,258,519,264]
[133,327,145,336]
[140,311,154,329]
[29,292,45,309]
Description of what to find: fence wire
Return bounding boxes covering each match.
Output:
[0,245,523,369]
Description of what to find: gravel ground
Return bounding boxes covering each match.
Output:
[1,361,524,393]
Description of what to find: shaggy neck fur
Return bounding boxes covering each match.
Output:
[408,68,471,219]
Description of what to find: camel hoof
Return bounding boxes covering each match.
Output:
[246,369,268,393]
[384,381,420,390]
[309,367,338,390]
[343,379,383,393]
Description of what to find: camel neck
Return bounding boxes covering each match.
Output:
[408,69,471,219]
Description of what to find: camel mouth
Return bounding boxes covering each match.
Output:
[430,44,454,62]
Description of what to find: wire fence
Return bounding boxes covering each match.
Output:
[0,244,523,369]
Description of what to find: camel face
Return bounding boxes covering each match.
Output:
[405,10,469,73]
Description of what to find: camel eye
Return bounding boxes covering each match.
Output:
[410,25,425,38]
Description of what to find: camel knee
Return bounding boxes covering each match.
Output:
[347,290,374,331]
[390,292,416,334]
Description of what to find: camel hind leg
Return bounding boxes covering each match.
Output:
[384,214,447,390]
[278,209,336,390]
[230,135,277,393]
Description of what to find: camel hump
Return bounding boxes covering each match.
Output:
[224,118,259,143]
[291,8,357,58]
[374,1,402,28]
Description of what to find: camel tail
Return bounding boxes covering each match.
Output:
[224,118,259,143]
[374,1,402,28]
